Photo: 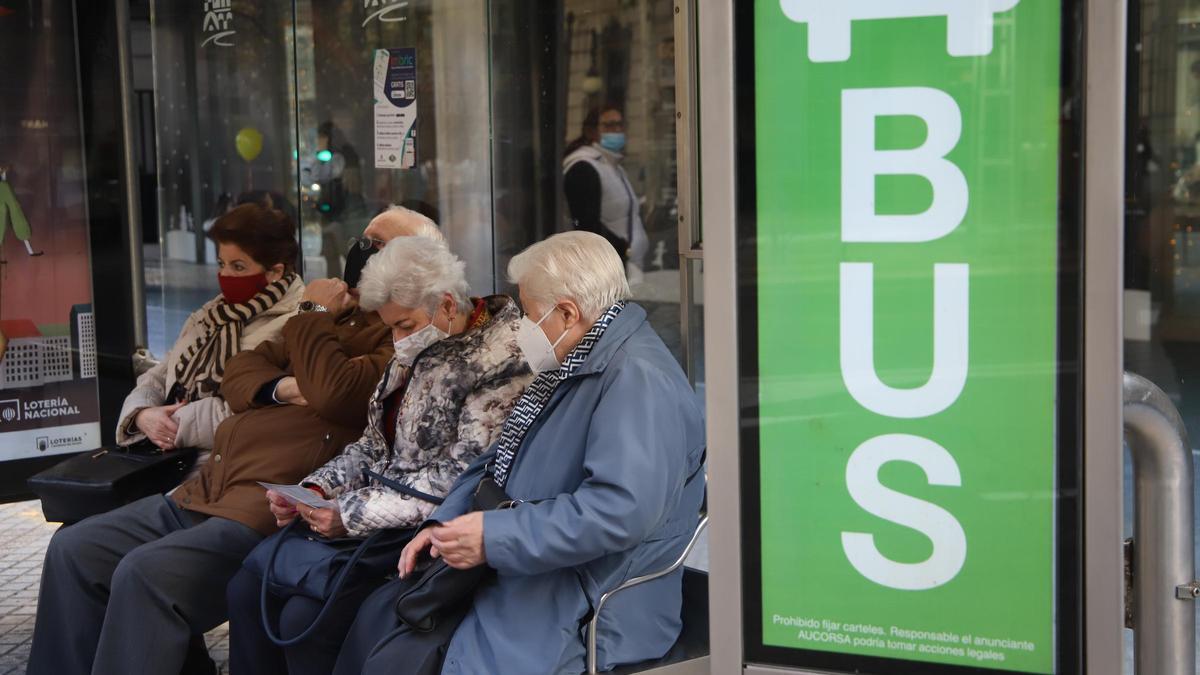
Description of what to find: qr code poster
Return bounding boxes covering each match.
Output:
[374,48,417,169]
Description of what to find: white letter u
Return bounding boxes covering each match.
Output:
[840,262,968,418]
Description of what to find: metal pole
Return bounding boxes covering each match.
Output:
[114,0,148,348]
[1122,371,1197,675]
[698,0,744,672]
[1084,0,1127,670]
[674,0,699,386]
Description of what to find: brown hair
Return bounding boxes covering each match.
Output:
[206,203,298,272]
[564,103,623,157]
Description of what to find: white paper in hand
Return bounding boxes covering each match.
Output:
[259,482,336,510]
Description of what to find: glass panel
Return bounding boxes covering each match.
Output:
[490,0,686,364]
[1123,1,1200,668]
[292,0,494,292]
[1124,1,1200,442]
[0,2,103,457]
[148,0,301,357]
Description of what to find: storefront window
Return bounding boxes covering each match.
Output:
[291,0,494,291]
[1123,0,1200,668]
[148,0,300,356]
[146,0,700,382]
[1126,0,1200,439]
[497,0,692,364]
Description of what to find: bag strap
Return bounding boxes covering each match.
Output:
[363,468,445,505]
[260,520,388,647]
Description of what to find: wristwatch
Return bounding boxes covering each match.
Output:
[297,301,328,314]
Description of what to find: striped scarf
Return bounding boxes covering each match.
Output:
[490,301,626,487]
[173,273,297,402]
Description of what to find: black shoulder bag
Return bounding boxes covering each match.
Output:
[27,441,199,524]
[331,471,520,675]
[390,472,518,631]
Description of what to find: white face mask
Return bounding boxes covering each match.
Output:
[392,317,449,367]
[517,306,569,373]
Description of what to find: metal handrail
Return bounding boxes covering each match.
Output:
[585,514,709,675]
[1122,372,1197,675]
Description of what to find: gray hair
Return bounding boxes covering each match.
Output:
[507,231,630,320]
[358,236,470,315]
[381,204,444,242]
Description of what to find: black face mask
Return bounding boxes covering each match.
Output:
[343,239,380,288]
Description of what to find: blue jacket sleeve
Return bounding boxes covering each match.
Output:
[482,359,689,576]
[427,446,496,526]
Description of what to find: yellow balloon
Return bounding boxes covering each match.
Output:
[235,127,263,162]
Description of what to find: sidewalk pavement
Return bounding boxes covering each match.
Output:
[0,500,231,675]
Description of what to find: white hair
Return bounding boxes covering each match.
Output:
[382,204,443,242]
[507,231,630,320]
[358,236,470,315]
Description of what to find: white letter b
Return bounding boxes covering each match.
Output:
[842,87,967,243]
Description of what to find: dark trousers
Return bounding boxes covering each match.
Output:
[27,495,263,675]
[226,565,383,675]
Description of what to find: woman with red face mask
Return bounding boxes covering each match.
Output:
[115,203,305,458]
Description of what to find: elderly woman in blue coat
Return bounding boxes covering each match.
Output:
[338,230,706,674]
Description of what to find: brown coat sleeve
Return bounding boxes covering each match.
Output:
[283,312,393,428]
[220,336,290,413]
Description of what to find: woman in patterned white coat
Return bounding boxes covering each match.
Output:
[225,235,533,675]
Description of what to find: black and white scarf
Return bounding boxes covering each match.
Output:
[490,301,626,487]
[172,273,298,402]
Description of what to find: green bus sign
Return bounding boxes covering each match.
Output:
[742,0,1080,672]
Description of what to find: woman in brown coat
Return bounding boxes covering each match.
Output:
[116,204,304,454]
[169,279,393,532]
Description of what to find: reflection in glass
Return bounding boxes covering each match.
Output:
[148,0,301,356]
[293,0,492,292]
[146,0,698,380]
[1123,1,1200,669]
[492,1,685,365]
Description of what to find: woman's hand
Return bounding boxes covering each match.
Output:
[429,512,486,570]
[274,376,308,406]
[134,402,186,450]
[266,489,299,527]
[300,503,347,538]
[398,527,438,578]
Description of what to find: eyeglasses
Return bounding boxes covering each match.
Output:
[598,120,625,131]
[347,236,386,252]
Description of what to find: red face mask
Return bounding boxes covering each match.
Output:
[219,272,269,305]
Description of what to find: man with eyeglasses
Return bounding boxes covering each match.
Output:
[563,105,649,283]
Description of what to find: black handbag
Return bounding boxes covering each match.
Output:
[392,474,518,631]
[248,520,414,647]
[245,469,428,647]
[330,477,511,675]
[332,577,471,675]
[27,441,199,524]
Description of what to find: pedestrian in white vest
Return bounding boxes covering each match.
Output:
[563,104,648,283]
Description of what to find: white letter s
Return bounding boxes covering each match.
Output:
[842,434,967,590]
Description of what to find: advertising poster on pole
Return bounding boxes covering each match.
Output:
[0,2,102,460]
[374,47,417,170]
[739,1,1083,673]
